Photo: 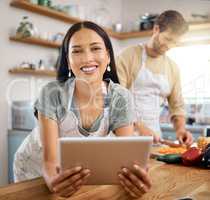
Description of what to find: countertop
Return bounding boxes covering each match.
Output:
[160,123,206,133]
[0,159,210,200]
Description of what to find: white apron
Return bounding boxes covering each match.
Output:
[131,44,171,136]
[13,80,110,182]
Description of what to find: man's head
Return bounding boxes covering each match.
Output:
[150,10,188,55]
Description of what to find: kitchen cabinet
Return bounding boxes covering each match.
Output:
[8,130,30,183]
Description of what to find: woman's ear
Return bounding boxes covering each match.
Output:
[66,55,71,70]
[107,50,111,65]
[153,25,160,35]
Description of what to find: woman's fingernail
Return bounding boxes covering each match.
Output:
[118,174,123,179]
[122,168,128,173]
[133,164,139,170]
[83,169,90,174]
[75,166,82,171]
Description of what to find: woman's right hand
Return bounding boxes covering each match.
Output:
[135,122,160,144]
[46,166,91,198]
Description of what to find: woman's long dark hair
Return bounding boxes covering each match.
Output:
[56,21,119,83]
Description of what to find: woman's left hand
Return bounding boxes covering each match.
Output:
[118,164,152,198]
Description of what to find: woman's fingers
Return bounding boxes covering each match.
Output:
[51,166,82,187]
[119,179,138,198]
[118,165,152,198]
[53,169,90,192]
[118,173,143,198]
[57,172,91,197]
[133,164,152,189]
[121,167,149,193]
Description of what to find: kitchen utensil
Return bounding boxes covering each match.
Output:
[160,139,183,148]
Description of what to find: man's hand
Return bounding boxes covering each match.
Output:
[172,116,194,147]
[176,129,193,147]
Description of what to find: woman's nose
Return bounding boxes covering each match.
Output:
[82,50,94,63]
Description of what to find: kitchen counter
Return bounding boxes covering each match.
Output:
[161,123,206,133]
[160,123,206,141]
[0,159,210,200]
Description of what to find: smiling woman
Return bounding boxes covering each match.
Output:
[56,21,118,83]
[13,21,152,199]
[69,28,110,83]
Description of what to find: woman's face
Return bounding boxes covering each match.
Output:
[68,28,110,84]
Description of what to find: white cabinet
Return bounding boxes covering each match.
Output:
[8,130,30,183]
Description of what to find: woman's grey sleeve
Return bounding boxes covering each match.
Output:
[34,82,60,121]
[109,87,135,131]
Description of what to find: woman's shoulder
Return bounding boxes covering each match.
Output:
[41,78,74,94]
[108,80,132,101]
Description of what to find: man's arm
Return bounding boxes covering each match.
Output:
[172,115,193,146]
[166,60,193,146]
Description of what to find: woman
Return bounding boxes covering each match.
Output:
[14,21,151,198]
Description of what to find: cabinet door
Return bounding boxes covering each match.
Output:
[8,130,30,183]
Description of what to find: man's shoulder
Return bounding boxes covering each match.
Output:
[119,45,142,57]
[164,55,180,72]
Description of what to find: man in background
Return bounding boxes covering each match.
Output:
[116,10,193,146]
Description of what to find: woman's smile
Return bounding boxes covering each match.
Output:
[80,65,98,74]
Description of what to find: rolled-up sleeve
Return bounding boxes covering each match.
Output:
[109,85,136,131]
[34,82,63,121]
[167,64,185,119]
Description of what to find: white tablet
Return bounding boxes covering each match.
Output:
[57,136,153,185]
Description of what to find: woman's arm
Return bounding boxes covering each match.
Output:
[38,113,91,197]
[114,125,134,136]
[38,113,59,189]
[134,122,160,143]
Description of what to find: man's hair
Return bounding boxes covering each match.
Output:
[155,10,188,35]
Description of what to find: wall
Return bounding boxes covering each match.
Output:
[121,0,210,32]
[0,0,121,186]
[1,0,210,186]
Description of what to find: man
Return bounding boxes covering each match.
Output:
[116,10,193,146]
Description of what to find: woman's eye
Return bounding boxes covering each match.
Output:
[72,49,82,53]
[92,47,102,51]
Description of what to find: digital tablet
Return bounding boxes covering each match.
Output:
[57,136,153,185]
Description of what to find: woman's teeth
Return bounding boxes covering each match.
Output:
[81,66,97,72]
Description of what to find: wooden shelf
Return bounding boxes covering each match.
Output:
[188,21,210,31]
[10,0,81,24]
[10,0,210,40]
[9,36,61,48]
[10,0,152,40]
[108,30,152,40]
[179,38,210,46]
[9,68,56,77]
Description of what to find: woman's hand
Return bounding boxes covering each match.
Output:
[46,166,91,198]
[118,164,152,198]
[134,122,160,144]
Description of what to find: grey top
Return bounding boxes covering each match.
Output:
[34,78,135,133]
